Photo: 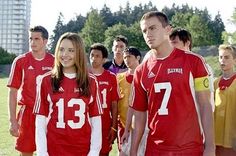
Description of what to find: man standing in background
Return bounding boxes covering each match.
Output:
[7,26,54,156]
[103,35,128,74]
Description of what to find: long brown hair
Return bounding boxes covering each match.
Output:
[51,32,90,96]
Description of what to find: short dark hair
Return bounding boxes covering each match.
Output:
[141,11,169,27]
[123,46,142,63]
[114,35,128,46]
[90,43,108,58]
[29,25,48,39]
[169,28,192,50]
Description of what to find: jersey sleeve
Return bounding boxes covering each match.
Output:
[189,55,210,91]
[190,54,209,78]
[7,55,24,89]
[89,75,103,117]
[129,65,148,111]
[33,74,51,116]
[110,74,120,101]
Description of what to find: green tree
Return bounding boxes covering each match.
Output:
[171,12,192,28]
[128,22,148,51]
[0,47,16,64]
[205,55,221,77]
[223,8,236,44]
[49,12,66,53]
[187,15,214,46]
[209,13,225,45]
[64,15,86,33]
[104,23,130,52]
[100,4,114,27]
[81,9,106,51]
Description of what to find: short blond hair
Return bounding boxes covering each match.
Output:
[218,44,236,59]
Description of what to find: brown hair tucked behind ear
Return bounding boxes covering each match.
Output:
[51,32,90,96]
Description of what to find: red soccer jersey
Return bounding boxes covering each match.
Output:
[95,70,120,131]
[34,73,102,155]
[7,52,54,108]
[130,48,209,153]
[218,74,236,90]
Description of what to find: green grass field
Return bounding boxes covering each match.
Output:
[0,78,18,155]
[0,78,118,156]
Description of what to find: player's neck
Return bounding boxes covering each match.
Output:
[63,67,76,74]
[128,68,135,74]
[222,70,235,79]
[91,67,104,75]
[114,57,123,66]
[32,50,46,59]
[153,42,174,59]
[128,63,139,74]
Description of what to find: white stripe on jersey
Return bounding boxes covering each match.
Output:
[189,72,205,143]
[33,71,51,114]
[110,71,121,99]
[8,54,26,86]
[46,94,54,125]
[18,105,26,126]
[89,73,103,115]
[184,50,210,76]
[129,84,135,107]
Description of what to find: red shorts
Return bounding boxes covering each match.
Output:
[15,106,36,153]
[48,143,88,156]
[145,150,203,156]
[100,129,112,154]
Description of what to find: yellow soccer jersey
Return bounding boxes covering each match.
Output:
[117,72,133,127]
[214,77,236,148]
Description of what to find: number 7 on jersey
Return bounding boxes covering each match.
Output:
[154,82,172,115]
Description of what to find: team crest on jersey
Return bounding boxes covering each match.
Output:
[99,81,109,85]
[59,87,64,92]
[28,65,34,70]
[42,67,53,71]
[167,68,183,74]
[148,71,155,78]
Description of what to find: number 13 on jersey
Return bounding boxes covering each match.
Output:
[56,98,86,129]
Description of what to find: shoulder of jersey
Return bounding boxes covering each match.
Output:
[183,50,204,59]
[41,71,52,80]
[12,52,33,65]
[89,72,97,80]
[106,69,117,77]
[46,52,54,58]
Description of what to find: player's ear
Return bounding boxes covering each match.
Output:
[102,58,107,63]
[165,25,172,35]
[137,56,141,61]
[186,41,191,50]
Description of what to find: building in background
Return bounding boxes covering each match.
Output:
[0,0,31,55]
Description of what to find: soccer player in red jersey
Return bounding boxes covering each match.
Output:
[214,45,236,156]
[7,26,54,156]
[169,28,215,112]
[130,11,215,156]
[89,43,120,156]
[34,33,103,156]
